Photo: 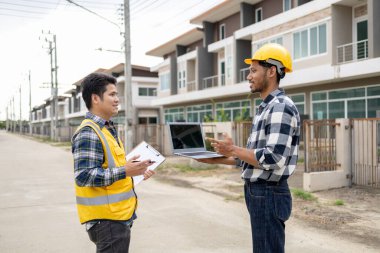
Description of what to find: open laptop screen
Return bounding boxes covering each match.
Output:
[169,123,205,150]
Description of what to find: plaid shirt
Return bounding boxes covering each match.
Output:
[72,112,126,187]
[240,89,300,182]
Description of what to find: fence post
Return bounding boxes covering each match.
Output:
[335,118,352,186]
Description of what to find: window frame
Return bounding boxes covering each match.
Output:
[293,22,327,60]
[255,8,263,23]
[219,23,226,40]
[283,0,291,11]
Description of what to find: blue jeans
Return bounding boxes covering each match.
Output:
[88,220,133,253]
[244,180,292,253]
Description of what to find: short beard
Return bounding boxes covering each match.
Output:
[250,69,269,94]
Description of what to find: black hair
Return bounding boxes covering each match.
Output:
[258,61,284,84]
[81,72,117,110]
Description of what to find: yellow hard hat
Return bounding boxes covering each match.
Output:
[244,43,293,73]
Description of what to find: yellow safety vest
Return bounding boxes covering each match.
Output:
[74,119,137,224]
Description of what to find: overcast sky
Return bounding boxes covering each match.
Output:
[0,0,224,120]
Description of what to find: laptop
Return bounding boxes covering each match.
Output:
[168,122,224,159]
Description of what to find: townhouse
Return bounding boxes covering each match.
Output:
[147,0,380,124]
[30,63,159,142]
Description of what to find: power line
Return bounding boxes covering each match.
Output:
[11,0,61,6]
[0,1,56,10]
[0,7,48,14]
[65,0,121,32]
[130,0,162,17]
[152,0,204,28]
[130,0,158,15]
[0,12,41,18]
[75,0,122,5]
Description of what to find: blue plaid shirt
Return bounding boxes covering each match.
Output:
[72,112,126,187]
[240,89,300,182]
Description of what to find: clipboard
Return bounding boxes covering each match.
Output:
[126,141,165,186]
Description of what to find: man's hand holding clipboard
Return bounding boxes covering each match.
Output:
[126,141,166,186]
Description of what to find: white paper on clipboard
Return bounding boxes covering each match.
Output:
[126,141,165,186]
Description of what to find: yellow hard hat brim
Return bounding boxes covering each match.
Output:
[244,58,253,65]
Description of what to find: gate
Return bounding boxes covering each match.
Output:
[351,118,380,187]
[303,119,340,172]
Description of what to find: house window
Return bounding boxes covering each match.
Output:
[283,0,291,11]
[219,24,225,40]
[293,23,327,60]
[138,117,157,124]
[164,107,185,122]
[177,70,186,89]
[311,85,380,119]
[138,87,157,96]
[159,72,170,90]
[216,100,251,122]
[254,36,283,51]
[186,104,213,122]
[255,8,262,23]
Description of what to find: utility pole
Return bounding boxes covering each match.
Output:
[123,0,134,152]
[53,35,59,140]
[29,70,32,135]
[19,85,22,134]
[5,105,8,131]
[12,96,15,132]
[40,31,58,141]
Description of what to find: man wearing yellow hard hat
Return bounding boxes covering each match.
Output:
[198,43,300,253]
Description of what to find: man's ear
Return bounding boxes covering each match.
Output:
[269,66,278,77]
[91,94,100,106]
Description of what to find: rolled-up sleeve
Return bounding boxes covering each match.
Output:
[254,103,297,171]
[72,127,126,187]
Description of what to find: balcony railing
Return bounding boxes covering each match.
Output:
[202,74,225,89]
[187,80,196,92]
[240,67,250,82]
[202,75,218,89]
[337,39,368,64]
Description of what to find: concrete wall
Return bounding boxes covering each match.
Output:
[303,119,352,192]
[368,0,380,58]
[170,56,178,95]
[331,5,352,65]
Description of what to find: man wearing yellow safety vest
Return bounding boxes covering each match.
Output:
[71,72,155,252]
[197,43,300,253]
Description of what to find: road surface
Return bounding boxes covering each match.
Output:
[0,131,377,252]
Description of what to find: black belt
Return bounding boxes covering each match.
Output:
[245,177,288,186]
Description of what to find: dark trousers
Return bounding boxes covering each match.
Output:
[244,180,292,253]
[88,220,132,253]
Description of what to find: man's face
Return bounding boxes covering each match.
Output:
[97,84,119,118]
[246,61,269,94]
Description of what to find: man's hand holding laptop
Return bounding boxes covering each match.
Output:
[197,133,237,165]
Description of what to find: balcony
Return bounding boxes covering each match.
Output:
[337,39,368,64]
[187,80,196,92]
[202,74,225,89]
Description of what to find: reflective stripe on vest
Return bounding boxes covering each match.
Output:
[76,190,136,206]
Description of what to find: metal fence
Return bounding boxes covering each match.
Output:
[351,118,380,187]
[303,119,340,172]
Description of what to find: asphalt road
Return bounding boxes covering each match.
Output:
[0,130,378,253]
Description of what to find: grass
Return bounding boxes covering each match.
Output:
[334,199,345,206]
[291,188,317,201]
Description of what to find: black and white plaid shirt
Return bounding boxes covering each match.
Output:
[240,89,300,182]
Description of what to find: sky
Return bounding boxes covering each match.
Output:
[0,0,224,121]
